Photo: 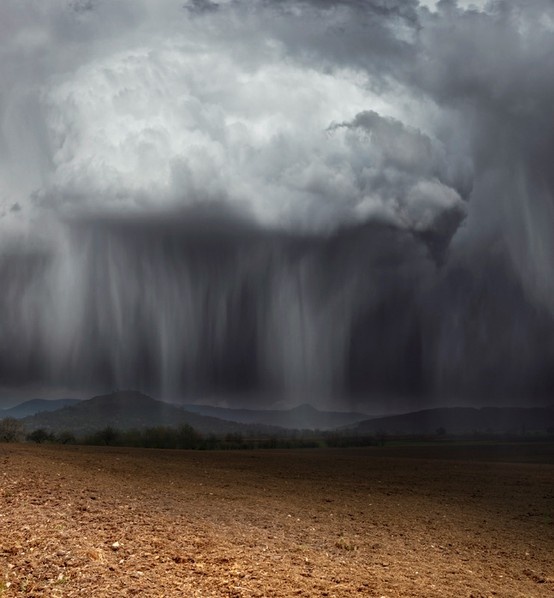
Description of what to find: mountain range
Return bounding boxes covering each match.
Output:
[18,391,284,437]
[4,393,554,437]
[182,402,369,430]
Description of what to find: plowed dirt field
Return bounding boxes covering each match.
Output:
[1,443,553,597]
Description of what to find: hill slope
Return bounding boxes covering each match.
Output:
[1,399,81,419]
[349,407,554,435]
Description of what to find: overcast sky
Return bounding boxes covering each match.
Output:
[1,1,553,410]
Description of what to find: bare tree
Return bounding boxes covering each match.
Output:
[0,418,24,443]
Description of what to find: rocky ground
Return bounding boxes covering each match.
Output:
[1,443,553,597]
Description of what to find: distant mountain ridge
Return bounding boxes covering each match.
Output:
[182,402,369,430]
[1,398,81,419]
[20,391,285,436]
[349,406,554,435]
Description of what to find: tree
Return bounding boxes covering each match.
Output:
[27,428,54,444]
[176,424,201,449]
[56,431,77,445]
[0,418,24,443]
[92,426,120,446]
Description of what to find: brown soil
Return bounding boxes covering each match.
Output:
[1,443,553,597]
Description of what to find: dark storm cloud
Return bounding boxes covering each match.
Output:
[185,0,220,14]
[410,1,554,314]
[252,0,419,81]
[1,0,467,236]
[1,0,554,409]
[327,110,468,260]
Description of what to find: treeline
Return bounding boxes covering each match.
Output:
[26,428,76,444]
[20,423,380,450]
[6,419,553,450]
[78,425,379,450]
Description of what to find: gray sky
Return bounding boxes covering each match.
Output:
[1,1,553,410]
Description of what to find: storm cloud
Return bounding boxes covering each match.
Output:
[0,0,553,410]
